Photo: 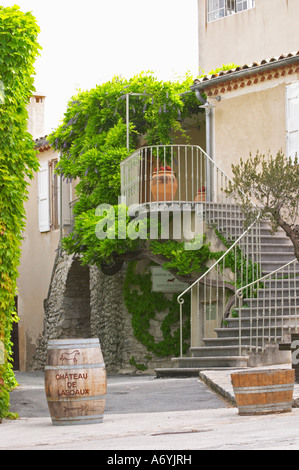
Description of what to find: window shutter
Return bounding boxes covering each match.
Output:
[286,82,299,161]
[38,161,50,232]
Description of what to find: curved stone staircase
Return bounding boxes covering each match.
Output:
[156,221,299,377]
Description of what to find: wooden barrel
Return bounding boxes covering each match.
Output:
[231,369,295,416]
[45,338,106,426]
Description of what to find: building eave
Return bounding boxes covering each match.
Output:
[34,135,52,152]
[191,52,299,95]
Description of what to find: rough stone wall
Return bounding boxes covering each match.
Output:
[31,254,179,374]
[61,259,91,338]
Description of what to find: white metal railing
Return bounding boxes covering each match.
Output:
[236,258,299,355]
[177,216,262,356]
[170,146,262,358]
[121,144,263,359]
[121,145,235,207]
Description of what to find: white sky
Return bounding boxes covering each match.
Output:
[1,0,199,134]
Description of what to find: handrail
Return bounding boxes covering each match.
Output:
[177,214,261,305]
[176,213,261,357]
[236,258,298,299]
[235,257,299,355]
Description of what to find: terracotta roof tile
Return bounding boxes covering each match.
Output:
[193,51,299,91]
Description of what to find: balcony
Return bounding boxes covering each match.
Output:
[120,144,232,210]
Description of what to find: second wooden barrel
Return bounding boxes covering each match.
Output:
[231,369,295,416]
[45,338,106,426]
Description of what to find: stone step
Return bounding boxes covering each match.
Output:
[203,335,282,348]
[155,368,204,378]
[214,325,288,339]
[259,235,291,245]
[261,252,297,263]
[261,260,299,272]
[171,355,249,368]
[232,305,299,318]
[261,244,294,253]
[238,298,299,310]
[190,345,254,357]
[225,315,298,329]
[155,366,246,378]
[247,287,299,299]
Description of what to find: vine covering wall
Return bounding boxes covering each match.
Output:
[0,6,40,420]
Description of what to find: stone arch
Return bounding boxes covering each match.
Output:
[59,258,91,339]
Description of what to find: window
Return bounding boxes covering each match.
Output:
[50,159,59,230]
[38,161,50,232]
[38,159,59,232]
[207,0,255,22]
[286,82,299,161]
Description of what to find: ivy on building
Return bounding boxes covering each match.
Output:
[123,262,191,361]
[0,6,40,419]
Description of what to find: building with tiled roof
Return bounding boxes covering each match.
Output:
[193,52,299,96]
[198,0,299,75]
[190,50,299,178]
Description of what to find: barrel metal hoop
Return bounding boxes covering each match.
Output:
[237,402,292,413]
[233,383,294,394]
[51,414,104,426]
[47,339,100,350]
[45,363,105,370]
[46,395,106,402]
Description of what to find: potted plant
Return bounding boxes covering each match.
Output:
[194,186,206,202]
[151,165,178,202]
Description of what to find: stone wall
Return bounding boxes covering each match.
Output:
[31,253,183,374]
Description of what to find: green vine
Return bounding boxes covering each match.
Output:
[0,6,40,419]
[123,262,191,360]
[214,228,262,302]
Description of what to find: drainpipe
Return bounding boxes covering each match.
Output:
[195,90,216,201]
[206,104,215,202]
[59,152,63,254]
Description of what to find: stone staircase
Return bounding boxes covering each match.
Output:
[156,218,299,378]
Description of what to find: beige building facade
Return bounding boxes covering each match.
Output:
[16,95,72,370]
[198,0,299,74]
[192,53,299,177]
[195,0,299,175]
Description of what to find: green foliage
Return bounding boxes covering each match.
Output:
[150,236,212,276]
[0,6,40,419]
[49,72,202,265]
[227,150,299,230]
[215,228,261,296]
[123,262,191,358]
[63,204,143,266]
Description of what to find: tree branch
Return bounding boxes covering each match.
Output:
[100,247,236,294]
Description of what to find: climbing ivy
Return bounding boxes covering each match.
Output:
[123,262,191,362]
[0,6,40,419]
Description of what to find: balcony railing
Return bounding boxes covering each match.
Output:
[120,145,235,208]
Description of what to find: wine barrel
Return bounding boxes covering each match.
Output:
[231,369,295,416]
[45,338,106,426]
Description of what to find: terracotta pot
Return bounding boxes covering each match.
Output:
[194,190,206,202]
[151,169,178,202]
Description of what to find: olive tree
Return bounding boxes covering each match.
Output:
[227,150,299,261]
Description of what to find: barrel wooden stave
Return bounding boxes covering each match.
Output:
[231,369,295,416]
[45,338,107,426]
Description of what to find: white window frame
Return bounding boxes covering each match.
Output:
[207,0,255,22]
[38,161,50,232]
[286,82,299,161]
